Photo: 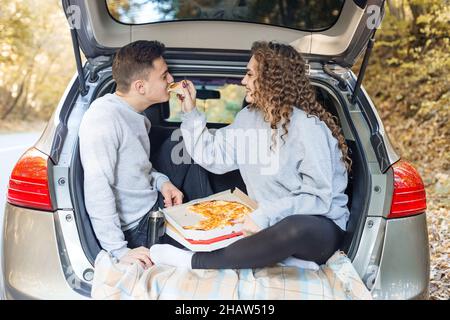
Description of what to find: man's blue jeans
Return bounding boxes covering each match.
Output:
[123,138,213,249]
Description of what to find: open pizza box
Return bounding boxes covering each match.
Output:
[162,188,258,252]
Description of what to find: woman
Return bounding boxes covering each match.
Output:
[149,41,352,269]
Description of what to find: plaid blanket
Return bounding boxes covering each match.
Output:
[91,250,372,300]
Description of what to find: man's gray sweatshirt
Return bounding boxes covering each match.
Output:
[180,107,350,231]
[79,93,169,259]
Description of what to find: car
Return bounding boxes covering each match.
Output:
[2,0,429,300]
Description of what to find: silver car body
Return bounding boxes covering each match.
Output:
[2,0,429,299]
[2,65,429,300]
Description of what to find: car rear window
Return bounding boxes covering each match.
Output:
[166,78,246,124]
[106,0,345,31]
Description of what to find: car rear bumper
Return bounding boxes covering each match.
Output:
[2,204,430,300]
[2,203,88,300]
[372,213,430,300]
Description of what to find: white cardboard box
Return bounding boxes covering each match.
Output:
[163,188,258,251]
[165,223,245,252]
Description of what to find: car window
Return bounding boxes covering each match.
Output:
[106,0,345,31]
[166,79,246,124]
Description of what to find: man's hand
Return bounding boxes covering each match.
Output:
[119,246,153,269]
[178,80,197,113]
[161,181,183,207]
[242,215,261,237]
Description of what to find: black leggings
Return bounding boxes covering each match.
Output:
[192,214,345,269]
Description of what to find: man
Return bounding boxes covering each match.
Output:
[79,40,211,268]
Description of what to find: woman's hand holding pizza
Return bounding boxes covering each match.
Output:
[242,215,261,236]
[179,80,197,113]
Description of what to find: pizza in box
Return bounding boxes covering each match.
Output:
[163,189,256,241]
[183,200,252,231]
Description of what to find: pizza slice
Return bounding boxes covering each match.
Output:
[183,200,252,231]
[167,82,184,94]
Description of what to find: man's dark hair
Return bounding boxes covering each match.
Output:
[112,40,165,92]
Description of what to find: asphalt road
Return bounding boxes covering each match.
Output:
[0,131,42,299]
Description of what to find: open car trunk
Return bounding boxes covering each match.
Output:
[64,0,385,68]
[69,69,369,266]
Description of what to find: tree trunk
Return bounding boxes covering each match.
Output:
[1,76,27,120]
[403,0,429,53]
[387,0,405,19]
[19,83,30,121]
[1,52,38,120]
[408,0,426,36]
[24,55,59,121]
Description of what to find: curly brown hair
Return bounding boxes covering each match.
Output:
[248,41,352,172]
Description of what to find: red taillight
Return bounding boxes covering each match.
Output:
[7,147,55,211]
[388,160,427,219]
